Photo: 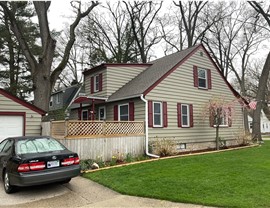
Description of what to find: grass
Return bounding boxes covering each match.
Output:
[83,142,270,208]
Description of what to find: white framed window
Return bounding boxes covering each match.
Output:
[99,106,106,120]
[81,110,88,121]
[214,110,229,127]
[49,96,53,107]
[153,102,163,127]
[94,75,99,92]
[119,104,129,121]
[181,104,190,127]
[198,68,207,89]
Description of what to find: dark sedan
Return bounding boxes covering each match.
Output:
[0,136,81,194]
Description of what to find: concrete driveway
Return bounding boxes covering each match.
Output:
[0,176,213,208]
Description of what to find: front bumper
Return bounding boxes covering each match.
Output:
[9,165,81,187]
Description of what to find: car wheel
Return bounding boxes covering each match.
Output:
[4,171,15,194]
[61,178,71,184]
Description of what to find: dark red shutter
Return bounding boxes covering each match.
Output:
[177,103,182,127]
[207,69,212,89]
[189,104,193,127]
[228,107,232,127]
[129,102,134,121]
[91,76,94,94]
[99,73,103,91]
[148,100,153,127]
[193,65,198,87]
[163,102,168,127]
[209,108,214,127]
[114,105,118,121]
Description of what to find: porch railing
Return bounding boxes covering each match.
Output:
[51,120,145,138]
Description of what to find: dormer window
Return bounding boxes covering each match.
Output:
[94,75,99,92]
[91,73,103,94]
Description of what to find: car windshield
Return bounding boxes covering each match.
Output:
[16,137,66,154]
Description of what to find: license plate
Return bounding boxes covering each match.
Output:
[47,160,59,168]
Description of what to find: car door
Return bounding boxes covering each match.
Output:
[0,139,14,176]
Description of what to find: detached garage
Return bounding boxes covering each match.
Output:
[0,89,46,142]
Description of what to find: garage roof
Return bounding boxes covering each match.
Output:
[0,89,46,115]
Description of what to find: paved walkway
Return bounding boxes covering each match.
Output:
[0,176,214,208]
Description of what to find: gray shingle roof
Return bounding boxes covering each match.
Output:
[108,45,199,102]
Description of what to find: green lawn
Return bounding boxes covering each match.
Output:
[83,142,270,208]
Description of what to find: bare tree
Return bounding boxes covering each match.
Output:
[248,1,270,141]
[0,1,98,111]
[123,1,163,63]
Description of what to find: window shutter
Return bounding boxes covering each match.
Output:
[91,76,94,94]
[114,105,118,121]
[189,104,193,127]
[228,107,232,127]
[99,73,103,91]
[207,69,212,89]
[129,102,134,121]
[177,103,182,127]
[163,102,168,127]
[209,108,214,127]
[193,66,198,87]
[148,100,153,127]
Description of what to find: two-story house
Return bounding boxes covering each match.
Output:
[69,44,246,151]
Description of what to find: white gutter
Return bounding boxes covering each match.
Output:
[140,94,160,158]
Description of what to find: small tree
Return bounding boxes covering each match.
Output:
[203,97,235,150]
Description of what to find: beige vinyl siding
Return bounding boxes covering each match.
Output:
[84,66,147,99]
[0,94,42,136]
[146,48,244,143]
[106,66,146,98]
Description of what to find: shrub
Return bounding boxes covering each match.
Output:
[151,138,177,157]
[234,130,252,146]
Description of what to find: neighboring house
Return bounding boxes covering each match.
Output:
[45,84,81,121]
[0,88,46,142]
[248,111,270,134]
[69,44,246,151]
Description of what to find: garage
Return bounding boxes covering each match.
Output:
[0,113,24,142]
[0,89,46,142]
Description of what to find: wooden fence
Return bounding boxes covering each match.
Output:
[58,135,145,160]
[51,120,145,139]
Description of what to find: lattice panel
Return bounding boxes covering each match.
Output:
[67,121,103,136]
[105,122,144,135]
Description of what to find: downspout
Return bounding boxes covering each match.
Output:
[140,94,160,158]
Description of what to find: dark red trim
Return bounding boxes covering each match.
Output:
[193,66,198,87]
[189,104,193,127]
[148,100,153,127]
[207,69,212,89]
[177,103,182,127]
[163,102,168,127]
[99,73,103,92]
[114,105,118,121]
[0,89,46,115]
[129,102,134,121]
[83,63,152,76]
[0,112,26,136]
[91,76,94,94]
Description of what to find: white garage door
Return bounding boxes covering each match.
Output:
[0,116,23,142]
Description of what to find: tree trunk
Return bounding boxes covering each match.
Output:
[32,63,52,112]
[252,52,270,141]
[216,126,219,150]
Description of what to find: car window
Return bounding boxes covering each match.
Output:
[2,140,13,154]
[16,137,66,154]
[0,140,8,152]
